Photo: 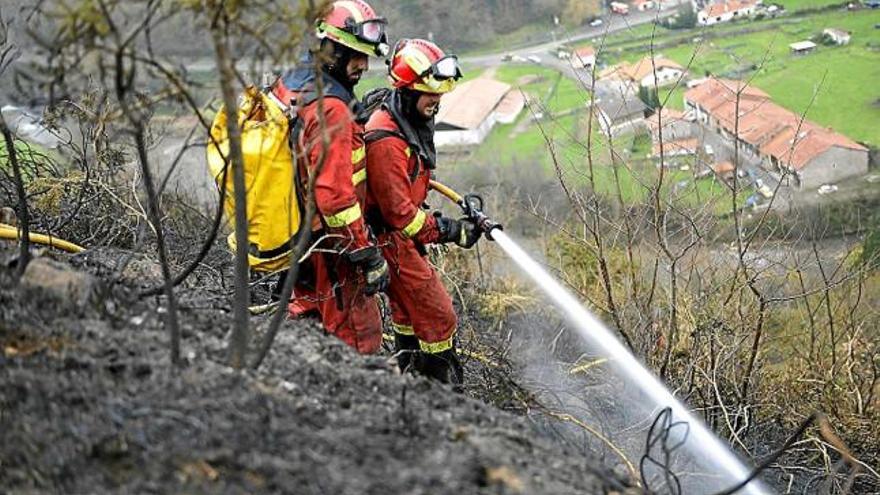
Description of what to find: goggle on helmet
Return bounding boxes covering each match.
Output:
[389,39,462,94]
[317,1,389,57]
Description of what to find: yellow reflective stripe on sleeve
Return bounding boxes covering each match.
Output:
[404,147,411,158]
[351,145,366,164]
[419,335,454,354]
[323,203,362,228]
[352,168,367,186]
[401,210,427,238]
[392,322,415,336]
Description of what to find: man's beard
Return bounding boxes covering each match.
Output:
[347,69,364,85]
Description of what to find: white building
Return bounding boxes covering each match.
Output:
[572,46,597,69]
[434,78,514,147]
[789,40,817,55]
[603,56,686,89]
[823,28,851,45]
[697,0,759,26]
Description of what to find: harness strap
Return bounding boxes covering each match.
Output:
[363,128,421,183]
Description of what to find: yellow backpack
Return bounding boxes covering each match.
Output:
[206,86,303,273]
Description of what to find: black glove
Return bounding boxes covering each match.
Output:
[347,246,389,296]
[435,215,481,249]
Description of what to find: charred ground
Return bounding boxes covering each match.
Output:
[0,247,628,495]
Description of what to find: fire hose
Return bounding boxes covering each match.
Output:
[0,223,85,254]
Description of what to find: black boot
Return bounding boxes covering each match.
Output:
[416,348,464,387]
[394,333,420,373]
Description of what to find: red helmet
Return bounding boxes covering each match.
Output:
[388,39,462,94]
[316,1,389,57]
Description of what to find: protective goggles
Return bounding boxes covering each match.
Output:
[417,56,462,92]
[319,20,389,57]
[419,56,462,82]
[344,18,388,45]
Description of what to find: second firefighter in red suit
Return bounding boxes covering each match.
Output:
[364,39,480,385]
[277,0,390,353]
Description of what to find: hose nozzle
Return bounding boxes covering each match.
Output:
[462,193,503,241]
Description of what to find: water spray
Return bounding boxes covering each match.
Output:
[430,181,770,494]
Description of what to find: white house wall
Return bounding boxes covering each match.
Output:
[640,67,684,88]
[434,114,498,147]
[797,146,869,189]
[698,5,755,25]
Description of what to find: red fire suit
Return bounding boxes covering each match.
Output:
[364,109,457,353]
[275,81,383,354]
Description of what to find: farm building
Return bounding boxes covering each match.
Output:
[822,28,851,45]
[697,0,759,25]
[684,78,869,189]
[789,40,817,55]
[434,78,513,147]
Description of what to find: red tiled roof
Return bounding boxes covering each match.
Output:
[702,0,757,18]
[574,46,596,59]
[627,56,685,83]
[652,138,699,156]
[601,57,684,84]
[711,161,735,174]
[684,78,867,169]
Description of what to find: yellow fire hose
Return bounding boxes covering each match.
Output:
[429,180,464,204]
[0,223,86,254]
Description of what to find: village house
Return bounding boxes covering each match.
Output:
[592,79,649,137]
[633,0,655,11]
[572,46,596,69]
[823,28,851,45]
[601,56,686,89]
[434,78,521,147]
[652,138,700,159]
[644,108,694,142]
[697,0,759,26]
[710,161,736,183]
[684,78,869,189]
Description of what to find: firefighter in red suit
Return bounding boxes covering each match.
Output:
[364,39,480,384]
[275,0,390,353]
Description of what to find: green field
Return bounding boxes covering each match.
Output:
[774,0,848,10]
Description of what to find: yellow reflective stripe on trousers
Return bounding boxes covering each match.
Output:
[351,145,366,164]
[323,203,362,228]
[352,168,367,186]
[419,335,453,354]
[392,322,415,336]
[402,210,427,238]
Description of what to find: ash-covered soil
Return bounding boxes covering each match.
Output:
[0,250,627,494]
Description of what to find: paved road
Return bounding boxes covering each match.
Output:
[460,5,682,69]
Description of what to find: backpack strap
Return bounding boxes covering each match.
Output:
[364,128,421,183]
